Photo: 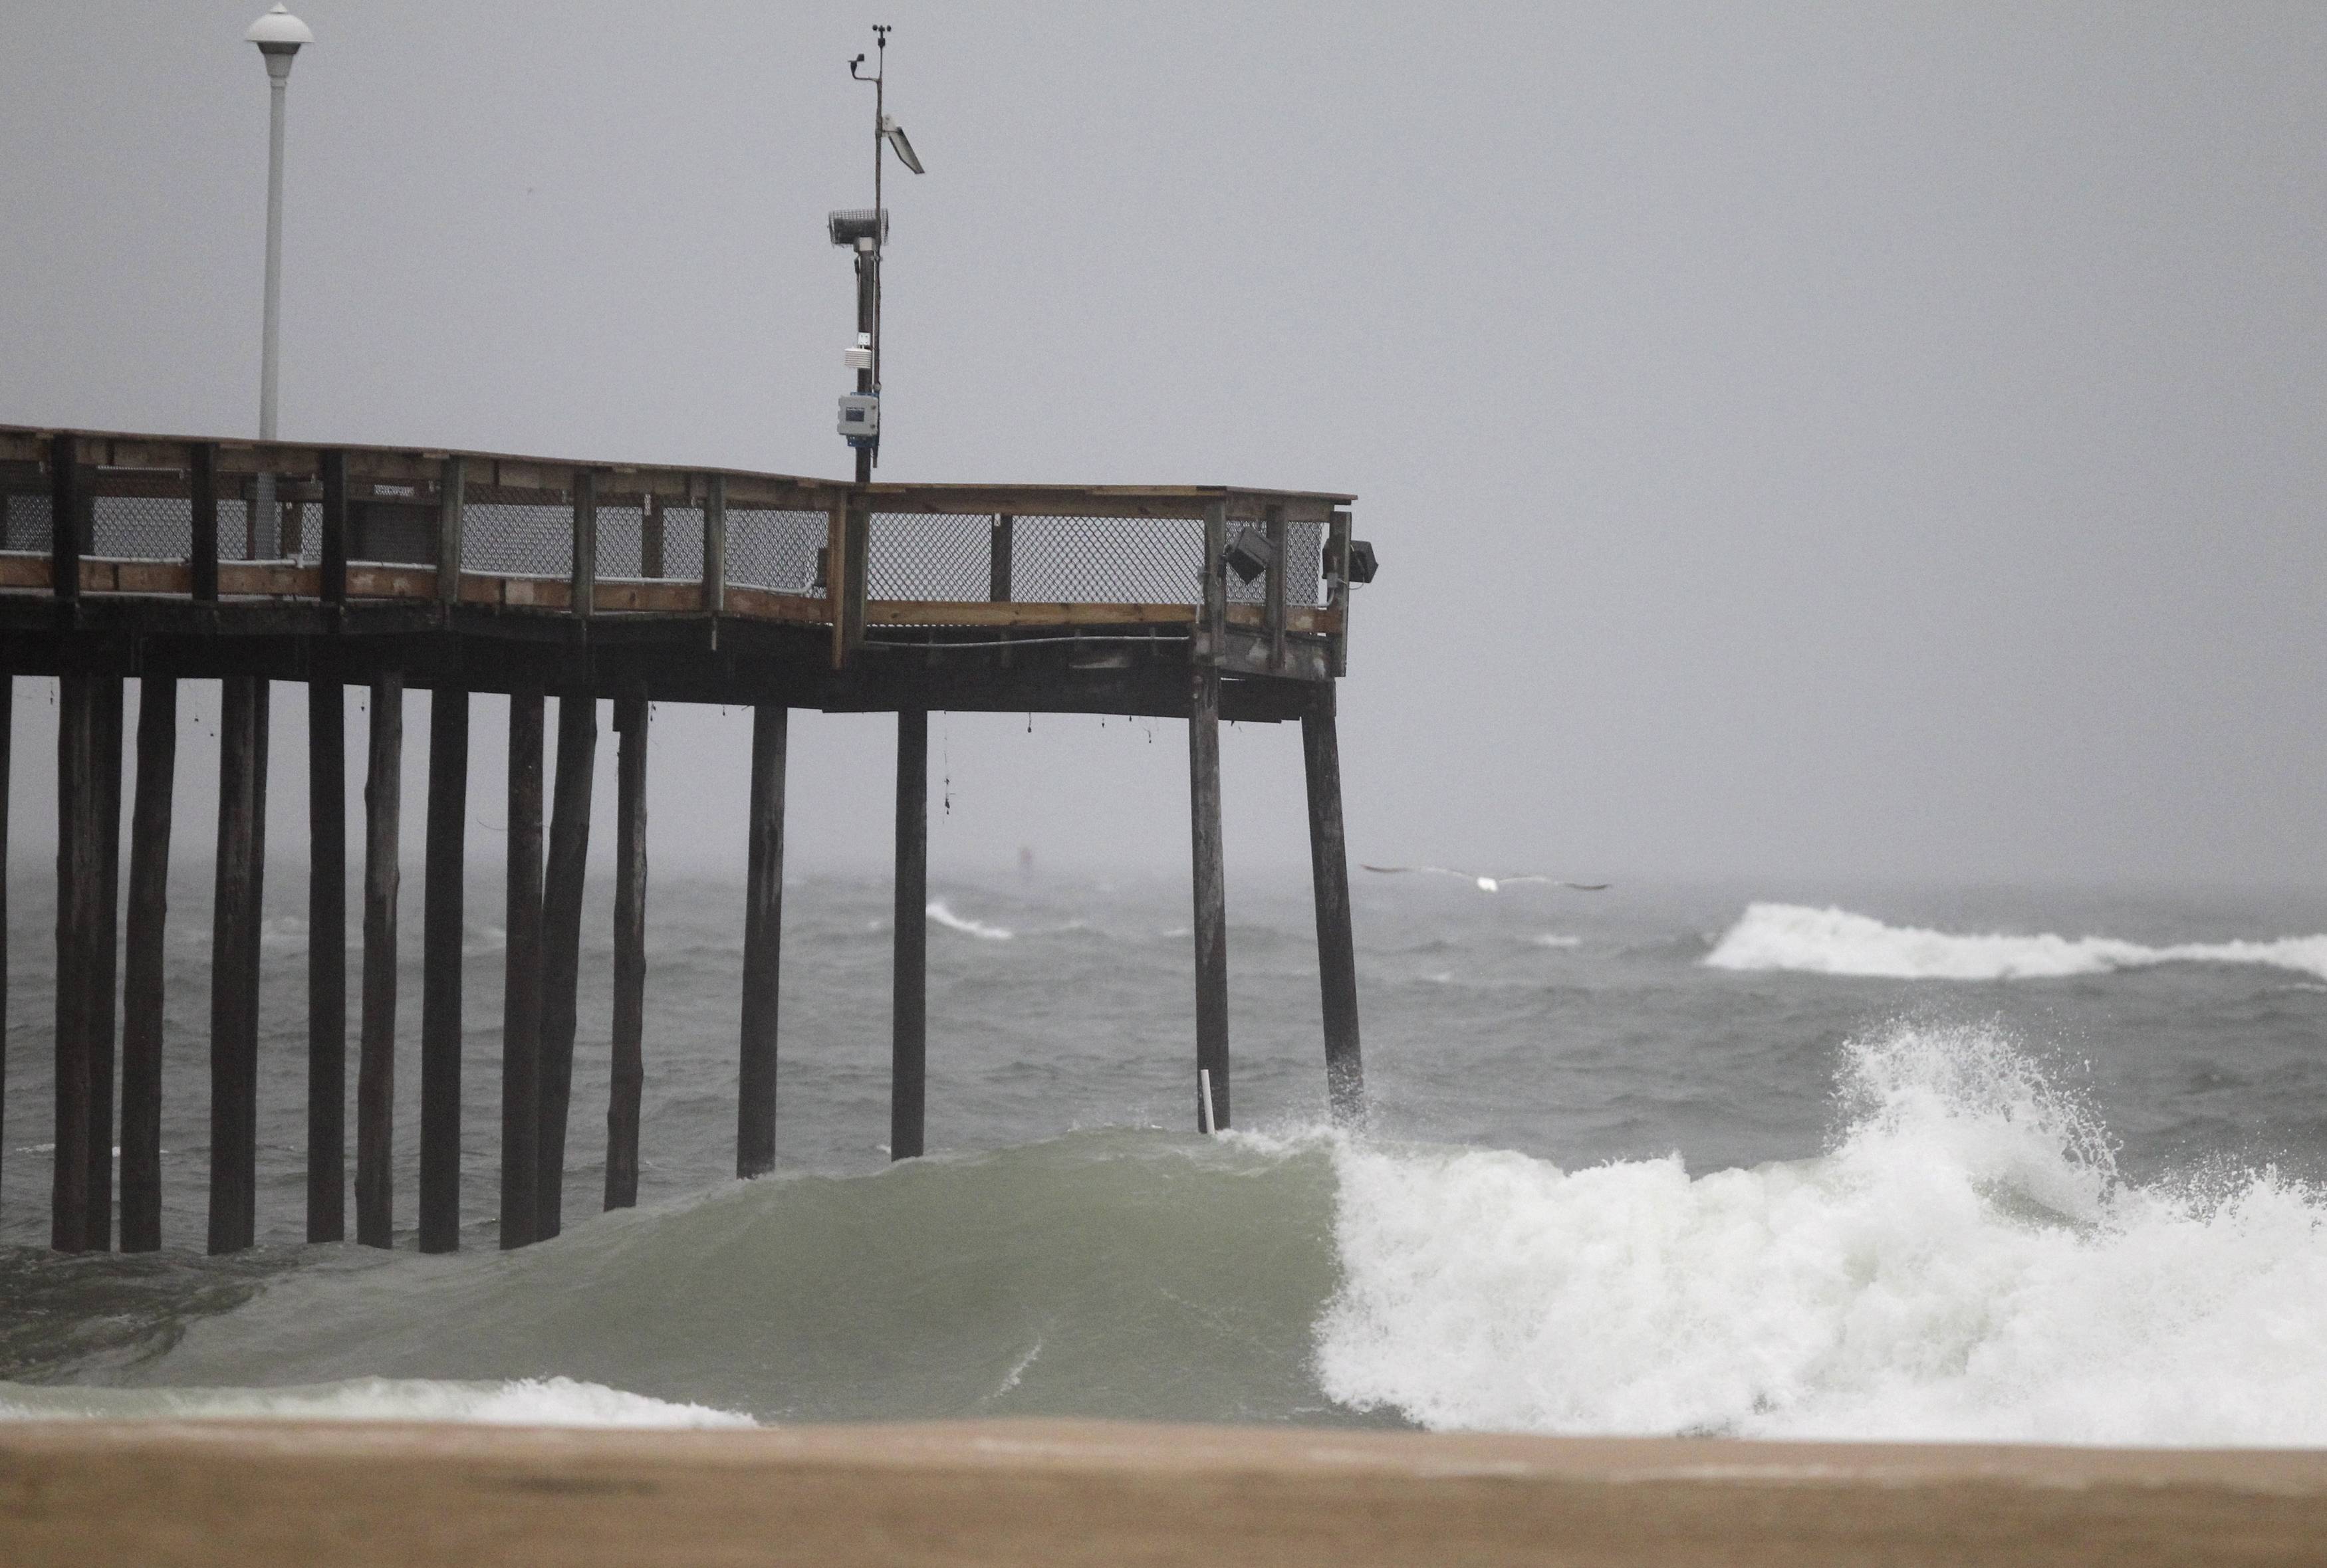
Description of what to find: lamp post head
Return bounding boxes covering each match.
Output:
[246,5,312,80]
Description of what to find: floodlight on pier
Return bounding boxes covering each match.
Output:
[1224,526,1275,586]
[1326,536,1380,585]
[827,209,890,248]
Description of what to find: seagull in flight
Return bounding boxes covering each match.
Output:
[1362,865,1610,893]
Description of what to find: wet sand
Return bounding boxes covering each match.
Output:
[3,1418,2326,1565]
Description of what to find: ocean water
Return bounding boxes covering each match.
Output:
[4,871,2327,1444]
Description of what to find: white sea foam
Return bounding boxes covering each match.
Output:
[0,1375,753,1428]
[927,901,1013,941]
[1316,1022,2327,1445]
[1532,934,1582,949]
[1704,902,2327,982]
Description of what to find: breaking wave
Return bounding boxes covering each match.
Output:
[1703,902,2327,982]
[32,1024,2327,1446]
[1317,1022,2327,1444]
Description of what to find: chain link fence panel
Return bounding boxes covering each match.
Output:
[867,512,989,600]
[596,501,705,582]
[1,494,53,554]
[461,495,572,578]
[727,508,827,594]
[1007,514,1207,604]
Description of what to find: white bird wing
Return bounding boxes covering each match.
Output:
[1494,875,1612,891]
[1361,865,1479,881]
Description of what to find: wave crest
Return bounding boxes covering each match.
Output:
[0,1375,753,1428]
[927,901,1013,941]
[1704,902,2327,982]
[1316,1022,2327,1444]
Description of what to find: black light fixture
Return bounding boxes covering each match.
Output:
[1223,526,1274,584]
[1324,536,1378,585]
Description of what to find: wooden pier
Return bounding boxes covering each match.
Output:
[0,425,1368,1254]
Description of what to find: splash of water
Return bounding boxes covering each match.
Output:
[1316,1022,2327,1444]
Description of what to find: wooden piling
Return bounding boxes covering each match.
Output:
[499,688,545,1250]
[1302,685,1364,1123]
[419,686,468,1254]
[737,703,787,1179]
[120,675,176,1252]
[1187,664,1229,1131]
[51,673,97,1252]
[537,695,596,1239]
[356,673,402,1248]
[0,679,9,1209]
[606,690,648,1210]
[306,673,347,1242]
[50,433,80,611]
[892,709,928,1161]
[86,675,123,1250]
[207,676,269,1255]
[189,444,218,604]
[989,514,1013,602]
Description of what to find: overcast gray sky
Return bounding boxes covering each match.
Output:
[5,3,2325,885]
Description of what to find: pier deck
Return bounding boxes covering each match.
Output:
[0,427,1369,1255]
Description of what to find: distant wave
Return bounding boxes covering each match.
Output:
[1703,902,2327,982]
[0,1375,751,1428]
[1532,934,1582,949]
[927,901,1013,941]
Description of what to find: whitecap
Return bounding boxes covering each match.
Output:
[1704,902,2327,983]
[927,901,1013,941]
[0,1375,753,1429]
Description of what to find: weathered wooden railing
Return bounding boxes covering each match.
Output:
[0,428,1355,679]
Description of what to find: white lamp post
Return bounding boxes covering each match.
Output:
[246,5,311,447]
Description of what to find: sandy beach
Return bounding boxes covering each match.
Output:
[3,1419,2326,1566]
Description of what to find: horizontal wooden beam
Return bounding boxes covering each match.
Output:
[866,600,1196,628]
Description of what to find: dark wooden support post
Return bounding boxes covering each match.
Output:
[50,433,80,608]
[1264,504,1288,673]
[208,676,269,1254]
[319,449,348,607]
[190,444,219,604]
[892,708,928,1161]
[433,456,466,605]
[419,685,468,1254]
[737,703,787,1178]
[0,678,10,1209]
[499,688,545,1250]
[120,677,175,1252]
[537,695,596,1240]
[570,470,596,619]
[1302,684,1364,1123]
[605,689,649,1210]
[1187,663,1229,1132]
[825,503,850,669]
[701,475,727,620]
[640,493,666,580]
[51,673,97,1252]
[1325,509,1353,678]
[86,677,123,1250]
[306,670,346,1242]
[989,514,1013,602]
[356,673,402,1248]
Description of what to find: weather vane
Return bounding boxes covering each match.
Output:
[830,24,925,482]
